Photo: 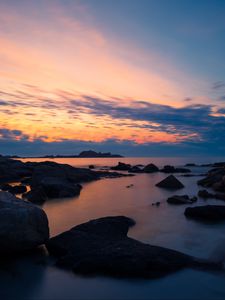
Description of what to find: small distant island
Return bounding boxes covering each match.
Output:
[2,150,123,159]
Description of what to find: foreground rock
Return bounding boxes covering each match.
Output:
[23,187,48,204]
[46,216,221,278]
[185,205,225,222]
[156,175,184,190]
[167,195,197,205]
[0,191,49,253]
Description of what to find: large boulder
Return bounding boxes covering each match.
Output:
[155,175,184,190]
[143,163,159,173]
[46,216,221,278]
[0,191,49,253]
[22,187,48,204]
[167,195,197,205]
[184,205,225,222]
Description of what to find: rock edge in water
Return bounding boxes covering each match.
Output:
[46,216,221,278]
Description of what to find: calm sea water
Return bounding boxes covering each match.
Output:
[1,157,225,300]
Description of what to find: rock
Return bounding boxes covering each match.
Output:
[8,184,27,194]
[198,168,225,188]
[0,191,49,253]
[152,202,161,206]
[160,165,191,173]
[46,216,221,278]
[129,166,142,173]
[23,187,48,204]
[185,163,197,167]
[167,195,197,204]
[155,175,184,190]
[89,165,95,169]
[184,205,225,222]
[143,163,159,173]
[35,177,82,198]
[111,162,131,171]
[198,190,214,199]
[126,184,134,188]
[0,183,12,191]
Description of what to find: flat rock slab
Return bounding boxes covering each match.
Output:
[46,216,220,278]
[185,205,225,222]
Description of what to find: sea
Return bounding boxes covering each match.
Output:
[1,156,225,300]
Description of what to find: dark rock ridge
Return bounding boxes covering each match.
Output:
[111,162,159,173]
[198,189,225,201]
[156,175,184,190]
[28,150,123,158]
[0,157,131,203]
[46,216,221,278]
[0,191,49,254]
[167,195,197,205]
[185,205,225,222]
[198,167,225,193]
[160,165,191,173]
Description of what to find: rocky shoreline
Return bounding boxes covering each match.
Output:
[1,157,225,279]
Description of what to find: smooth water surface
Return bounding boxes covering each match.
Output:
[1,157,225,300]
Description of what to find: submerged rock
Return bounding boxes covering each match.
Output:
[0,191,49,253]
[185,205,225,222]
[46,216,221,278]
[155,175,184,190]
[167,195,197,205]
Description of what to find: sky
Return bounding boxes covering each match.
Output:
[0,0,225,156]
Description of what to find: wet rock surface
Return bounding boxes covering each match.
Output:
[46,216,221,278]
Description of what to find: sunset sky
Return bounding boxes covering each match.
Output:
[0,0,225,156]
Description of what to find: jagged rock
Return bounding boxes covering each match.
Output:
[198,190,214,199]
[155,175,184,190]
[167,195,197,204]
[0,191,49,253]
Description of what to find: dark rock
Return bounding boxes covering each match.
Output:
[89,165,95,169]
[156,175,184,190]
[8,184,27,194]
[46,216,221,278]
[152,202,161,206]
[23,187,48,204]
[167,195,197,205]
[197,168,225,189]
[129,166,142,173]
[185,163,197,167]
[111,162,131,171]
[143,163,159,173]
[35,177,82,198]
[0,191,49,253]
[198,190,214,199]
[185,205,225,222]
[0,183,12,191]
[160,165,191,173]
